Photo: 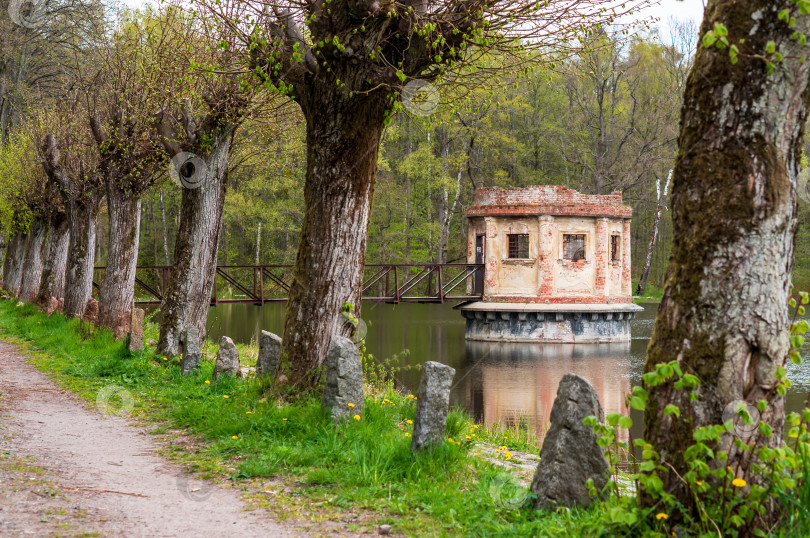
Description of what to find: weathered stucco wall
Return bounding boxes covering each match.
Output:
[466,214,631,303]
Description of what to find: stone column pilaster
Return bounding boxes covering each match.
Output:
[594,217,609,297]
[538,215,555,297]
[622,219,632,297]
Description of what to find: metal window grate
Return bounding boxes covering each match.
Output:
[563,234,586,261]
[507,234,529,259]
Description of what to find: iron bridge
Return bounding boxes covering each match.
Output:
[92,264,485,307]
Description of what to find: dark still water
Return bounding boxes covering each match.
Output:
[203,302,810,439]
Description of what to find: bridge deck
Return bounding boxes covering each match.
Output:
[92,264,485,307]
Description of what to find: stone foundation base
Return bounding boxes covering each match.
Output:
[459,302,643,343]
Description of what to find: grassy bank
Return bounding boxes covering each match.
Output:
[0,299,622,536]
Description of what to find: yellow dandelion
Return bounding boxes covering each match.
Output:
[406,419,413,425]
[353,414,361,421]
[204,380,210,385]
[695,480,703,487]
[505,451,513,459]
[405,432,411,437]
[656,513,668,520]
[246,411,252,415]
[465,435,471,439]
[232,435,238,440]
[223,395,229,399]
[162,357,168,361]
[282,418,288,421]
[474,452,480,456]
[732,478,747,488]
[348,403,355,408]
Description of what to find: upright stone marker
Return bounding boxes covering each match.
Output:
[411,361,456,453]
[128,308,145,352]
[256,330,282,379]
[531,373,609,509]
[45,297,59,317]
[322,336,364,422]
[181,326,202,375]
[212,336,240,380]
[83,298,99,325]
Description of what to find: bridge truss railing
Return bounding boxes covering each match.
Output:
[92,263,484,306]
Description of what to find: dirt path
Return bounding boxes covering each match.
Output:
[0,341,297,537]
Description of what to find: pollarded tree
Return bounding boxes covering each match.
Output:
[642,0,810,528]
[153,6,273,357]
[85,14,171,334]
[204,0,653,386]
[39,99,105,318]
[0,129,58,301]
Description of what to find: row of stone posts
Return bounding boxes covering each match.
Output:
[170,323,611,505]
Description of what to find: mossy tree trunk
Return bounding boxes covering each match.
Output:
[18,218,49,302]
[280,91,387,385]
[3,231,27,295]
[37,211,69,305]
[642,0,810,523]
[63,197,101,318]
[41,135,104,318]
[97,182,142,333]
[157,129,232,356]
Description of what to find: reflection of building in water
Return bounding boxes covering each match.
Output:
[454,341,632,441]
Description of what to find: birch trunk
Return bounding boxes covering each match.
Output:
[159,190,170,265]
[18,218,49,302]
[636,175,669,296]
[642,0,810,523]
[98,183,142,333]
[3,231,27,295]
[280,93,386,386]
[37,212,69,304]
[255,222,262,265]
[157,131,231,356]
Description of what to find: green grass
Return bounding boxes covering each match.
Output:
[0,299,623,536]
[633,281,664,303]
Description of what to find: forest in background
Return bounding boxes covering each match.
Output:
[4,3,810,301]
[103,20,695,295]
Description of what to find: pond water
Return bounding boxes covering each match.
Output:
[202,301,810,440]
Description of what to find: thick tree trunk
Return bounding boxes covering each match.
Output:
[37,212,70,304]
[157,131,231,357]
[18,218,49,302]
[642,0,810,525]
[3,231,27,295]
[280,93,386,386]
[98,183,142,333]
[63,199,100,318]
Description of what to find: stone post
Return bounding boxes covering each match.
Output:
[594,217,609,297]
[531,373,609,509]
[411,361,456,453]
[622,219,632,296]
[180,326,202,375]
[128,308,145,352]
[257,330,282,379]
[212,336,240,379]
[538,215,554,297]
[322,336,364,422]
